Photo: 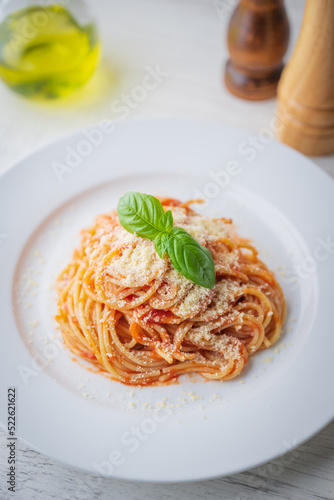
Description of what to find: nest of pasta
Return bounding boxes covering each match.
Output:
[56,198,285,386]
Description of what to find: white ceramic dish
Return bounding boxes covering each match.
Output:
[0,119,333,482]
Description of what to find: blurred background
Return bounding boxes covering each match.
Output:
[0,0,332,176]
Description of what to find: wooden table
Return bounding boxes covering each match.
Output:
[0,1,333,498]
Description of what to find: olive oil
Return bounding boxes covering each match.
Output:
[0,5,100,98]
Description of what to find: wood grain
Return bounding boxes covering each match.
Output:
[277,0,334,155]
[1,424,334,500]
[225,0,290,100]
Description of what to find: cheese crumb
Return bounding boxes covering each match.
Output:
[28,319,39,328]
[188,391,202,402]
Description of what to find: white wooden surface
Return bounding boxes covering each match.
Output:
[1,0,334,498]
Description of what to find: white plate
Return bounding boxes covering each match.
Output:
[1,119,333,482]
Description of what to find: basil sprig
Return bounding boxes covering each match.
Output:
[117,192,216,289]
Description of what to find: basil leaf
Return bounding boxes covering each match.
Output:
[166,227,216,289]
[159,210,173,233]
[117,192,165,240]
[117,192,216,289]
[154,232,169,258]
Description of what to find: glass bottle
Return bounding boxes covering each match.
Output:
[0,0,101,98]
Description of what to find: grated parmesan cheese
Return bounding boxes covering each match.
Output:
[107,238,166,288]
[97,206,241,322]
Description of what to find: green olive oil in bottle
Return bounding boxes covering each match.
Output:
[0,3,100,98]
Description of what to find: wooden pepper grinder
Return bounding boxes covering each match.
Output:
[225,0,290,100]
[276,0,334,156]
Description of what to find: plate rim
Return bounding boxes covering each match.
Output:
[1,117,334,482]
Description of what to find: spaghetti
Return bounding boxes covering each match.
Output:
[56,198,286,386]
